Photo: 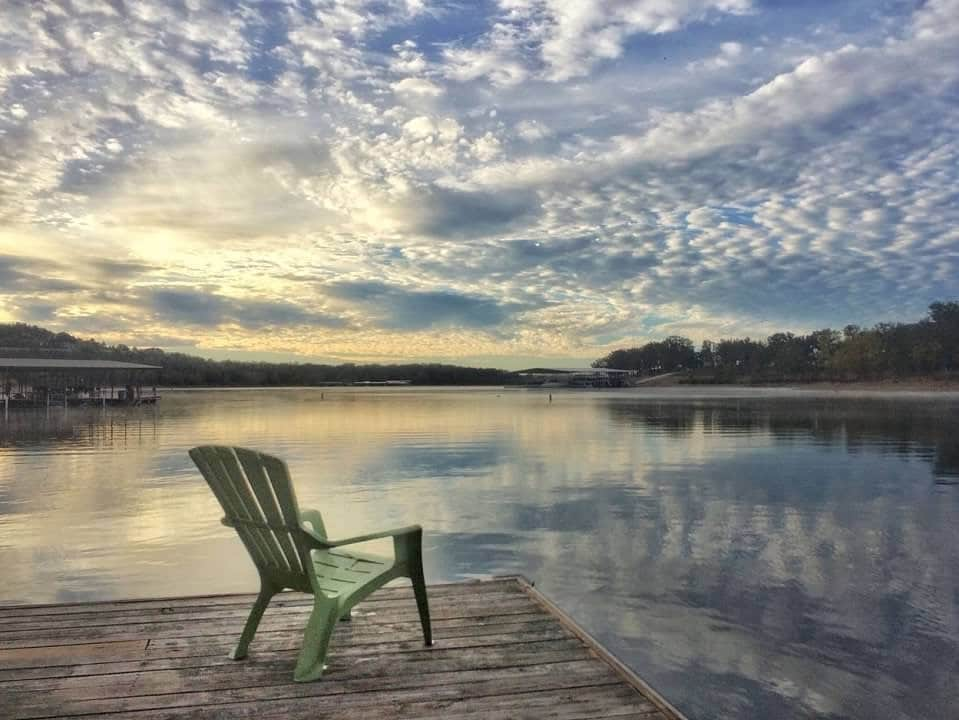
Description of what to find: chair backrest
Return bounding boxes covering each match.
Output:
[190,445,315,591]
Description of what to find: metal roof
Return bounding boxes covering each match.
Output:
[0,358,161,370]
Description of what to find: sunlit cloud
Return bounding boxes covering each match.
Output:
[1,0,957,367]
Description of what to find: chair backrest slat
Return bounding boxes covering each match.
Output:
[211,446,291,572]
[236,448,305,576]
[190,447,274,570]
[190,446,312,581]
[259,452,313,575]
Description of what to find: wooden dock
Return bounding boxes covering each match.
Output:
[0,577,686,720]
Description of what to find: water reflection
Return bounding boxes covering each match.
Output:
[606,398,958,480]
[0,405,159,448]
[0,388,957,720]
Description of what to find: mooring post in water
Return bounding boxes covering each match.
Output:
[3,394,7,421]
[549,393,552,403]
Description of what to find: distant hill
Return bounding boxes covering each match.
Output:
[0,323,518,387]
[0,323,110,357]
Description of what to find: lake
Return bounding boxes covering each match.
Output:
[1,387,957,719]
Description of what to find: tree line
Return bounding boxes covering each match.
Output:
[0,324,517,386]
[593,301,959,382]
[4,300,957,387]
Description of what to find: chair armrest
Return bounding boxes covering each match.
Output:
[299,509,326,538]
[318,525,422,548]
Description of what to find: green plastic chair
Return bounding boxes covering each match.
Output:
[189,445,432,681]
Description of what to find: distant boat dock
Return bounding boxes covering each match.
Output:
[0,577,687,720]
[517,367,636,388]
[1,358,161,412]
[350,380,412,386]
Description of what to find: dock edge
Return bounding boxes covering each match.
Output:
[505,575,690,720]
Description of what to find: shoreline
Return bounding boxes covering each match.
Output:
[671,378,959,393]
[151,381,959,393]
[645,372,959,392]
[789,379,959,392]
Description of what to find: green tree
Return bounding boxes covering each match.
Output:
[830,331,882,378]
[715,338,765,373]
[928,301,959,370]
[766,332,814,376]
[809,329,841,371]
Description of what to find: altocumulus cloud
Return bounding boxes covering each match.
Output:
[0,0,957,363]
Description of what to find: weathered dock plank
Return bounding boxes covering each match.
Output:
[0,597,542,648]
[0,577,685,720]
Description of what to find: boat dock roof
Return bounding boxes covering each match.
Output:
[0,358,160,370]
[0,576,686,720]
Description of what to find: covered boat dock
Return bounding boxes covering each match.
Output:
[0,358,161,410]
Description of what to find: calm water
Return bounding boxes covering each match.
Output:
[1,387,958,719]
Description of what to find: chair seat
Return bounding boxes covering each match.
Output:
[311,547,395,599]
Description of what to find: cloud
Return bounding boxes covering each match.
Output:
[444,0,754,83]
[87,135,337,241]
[326,281,528,330]
[17,300,58,322]
[0,254,84,293]
[515,120,551,142]
[399,186,541,239]
[687,40,747,71]
[146,288,347,330]
[443,22,531,87]
[392,77,444,97]
[87,259,156,279]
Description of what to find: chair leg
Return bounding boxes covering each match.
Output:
[409,547,432,646]
[230,583,274,660]
[294,597,339,682]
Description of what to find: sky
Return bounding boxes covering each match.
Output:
[1,0,957,369]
